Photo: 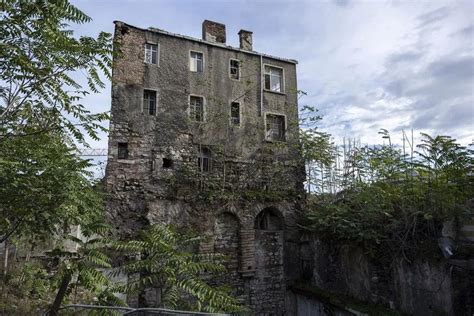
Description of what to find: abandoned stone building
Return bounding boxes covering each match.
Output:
[105,20,304,314]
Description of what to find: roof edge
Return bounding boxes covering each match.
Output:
[113,21,298,65]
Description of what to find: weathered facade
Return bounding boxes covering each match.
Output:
[105,20,304,314]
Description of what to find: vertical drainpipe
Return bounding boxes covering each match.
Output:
[260,55,263,116]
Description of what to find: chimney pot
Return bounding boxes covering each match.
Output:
[238,29,253,51]
[202,20,226,44]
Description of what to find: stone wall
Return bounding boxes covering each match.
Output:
[105,21,304,314]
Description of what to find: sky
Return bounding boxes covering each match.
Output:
[70,0,474,151]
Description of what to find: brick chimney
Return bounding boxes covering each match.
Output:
[202,20,226,44]
[238,29,253,51]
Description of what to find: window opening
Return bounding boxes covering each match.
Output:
[197,147,211,172]
[145,43,158,64]
[255,209,282,230]
[162,158,173,169]
[143,90,157,115]
[118,142,129,159]
[266,114,285,141]
[230,102,240,126]
[190,96,204,122]
[230,59,240,80]
[190,51,203,72]
[264,65,283,92]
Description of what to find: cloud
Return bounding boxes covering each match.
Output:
[68,0,473,147]
[387,51,423,64]
[334,0,351,7]
[296,1,473,145]
[450,24,474,38]
[416,6,450,29]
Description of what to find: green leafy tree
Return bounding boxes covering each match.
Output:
[299,104,334,193]
[114,225,244,313]
[0,130,104,244]
[305,131,474,259]
[0,0,112,248]
[0,0,112,142]
[47,225,123,316]
[0,0,114,311]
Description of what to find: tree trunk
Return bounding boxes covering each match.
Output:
[48,272,72,316]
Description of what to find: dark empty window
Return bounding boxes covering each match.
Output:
[197,147,211,173]
[229,59,240,80]
[255,209,282,230]
[118,142,128,159]
[190,51,203,72]
[162,158,173,169]
[266,114,285,141]
[143,90,157,115]
[230,102,240,126]
[264,65,283,92]
[145,43,158,65]
[190,96,204,122]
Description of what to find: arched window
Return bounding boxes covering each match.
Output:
[255,208,282,231]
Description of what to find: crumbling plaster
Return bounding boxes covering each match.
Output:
[105,21,304,314]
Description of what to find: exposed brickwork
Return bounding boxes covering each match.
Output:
[202,20,226,43]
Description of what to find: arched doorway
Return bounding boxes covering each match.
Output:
[252,207,285,313]
[255,207,283,231]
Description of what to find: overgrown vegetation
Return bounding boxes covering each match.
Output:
[1,0,114,313]
[1,0,471,313]
[1,0,243,314]
[114,225,244,313]
[304,130,474,260]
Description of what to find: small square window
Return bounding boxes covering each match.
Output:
[189,96,204,122]
[190,51,203,72]
[264,65,284,92]
[143,90,157,115]
[266,114,285,141]
[145,43,158,65]
[229,59,240,80]
[162,158,173,169]
[230,102,240,126]
[118,142,128,159]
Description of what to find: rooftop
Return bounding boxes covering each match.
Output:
[114,21,298,65]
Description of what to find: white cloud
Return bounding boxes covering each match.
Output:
[70,0,473,148]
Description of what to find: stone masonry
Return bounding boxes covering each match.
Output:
[105,20,304,315]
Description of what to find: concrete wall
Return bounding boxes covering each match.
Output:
[289,293,359,316]
[300,236,474,316]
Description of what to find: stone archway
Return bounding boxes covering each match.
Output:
[251,207,285,314]
[254,207,283,231]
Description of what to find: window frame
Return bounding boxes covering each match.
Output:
[229,58,241,81]
[264,112,287,142]
[263,64,285,94]
[117,142,129,160]
[142,89,158,116]
[188,94,206,122]
[144,42,160,66]
[189,50,204,73]
[230,101,241,127]
[197,146,212,173]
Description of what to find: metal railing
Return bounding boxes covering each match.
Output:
[58,304,234,316]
